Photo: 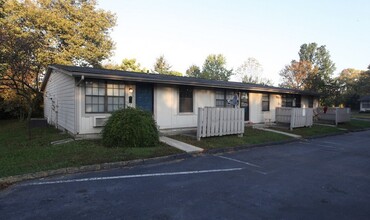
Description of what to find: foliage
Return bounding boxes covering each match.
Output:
[200,54,233,81]
[169,70,183,76]
[0,89,28,119]
[357,67,370,96]
[102,108,159,148]
[153,55,172,74]
[120,58,142,72]
[279,60,317,89]
[104,58,148,73]
[279,43,336,106]
[336,68,363,108]
[0,0,116,120]
[152,55,182,76]
[119,58,147,72]
[334,66,370,109]
[236,57,273,85]
[186,65,201,78]
[300,43,336,87]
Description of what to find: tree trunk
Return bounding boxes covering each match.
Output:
[27,104,33,139]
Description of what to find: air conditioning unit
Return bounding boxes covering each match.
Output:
[93,116,109,127]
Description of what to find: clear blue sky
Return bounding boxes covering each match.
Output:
[97,0,370,85]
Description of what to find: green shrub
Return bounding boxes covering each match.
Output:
[102,108,159,148]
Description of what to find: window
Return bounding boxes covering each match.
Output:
[215,90,235,108]
[282,94,301,108]
[308,97,314,108]
[225,91,234,107]
[85,80,125,113]
[215,90,226,107]
[262,93,269,111]
[363,101,370,108]
[85,81,106,113]
[179,87,193,113]
[281,94,293,107]
[107,83,125,112]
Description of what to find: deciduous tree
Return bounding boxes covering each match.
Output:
[298,43,336,93]
[280,43,337,106]
[153,55,172,74]
[186,65,201,78]
[236,57,273,85]
[279,60,318,89]
[153,55,182,76]
[0,0,116,120]
[201,54,232,81]
[119,58,146,72]
[336,68,363,108]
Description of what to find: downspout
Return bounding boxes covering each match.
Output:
[76,75,85,87]
[75,75,85,136]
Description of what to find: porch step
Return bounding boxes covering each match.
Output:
[160,136,203,153]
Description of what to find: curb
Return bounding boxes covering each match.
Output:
[0,153,194,190]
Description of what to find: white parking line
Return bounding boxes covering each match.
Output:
[215,155,267,175]
[216,155,260,167]
[22,168,244,186]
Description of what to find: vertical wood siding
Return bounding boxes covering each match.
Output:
[276,107,313,130]
[197,107,244,140]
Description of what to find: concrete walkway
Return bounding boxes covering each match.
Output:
[254,127,302,139]
[160,136,203,153]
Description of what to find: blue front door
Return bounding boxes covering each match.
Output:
[135,83,153,113]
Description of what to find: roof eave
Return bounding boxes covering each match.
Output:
[42,65,318,96]
[68,71,317,96]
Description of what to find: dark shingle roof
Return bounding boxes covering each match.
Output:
[359,95,370,101]
[41,64,318,96]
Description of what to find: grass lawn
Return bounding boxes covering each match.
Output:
[270,120,370,138]
[0,120,181,178]
[351,112,370,119]
[278,125,344,138]
[338,119,370,130]
[170,127,293,150]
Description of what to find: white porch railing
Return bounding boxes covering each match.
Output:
[276,107,313,130]
[315,107,351,125]
[197,107,244,140]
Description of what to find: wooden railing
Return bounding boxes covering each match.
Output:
[315,107,351,125]
[276,107,313,130]
[197,107,244,140]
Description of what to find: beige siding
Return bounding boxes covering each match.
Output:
[249,93,262,123]
[44,70,76,134]
[248,93,281,123]
[268,94,281,122]
[154,86,215,129]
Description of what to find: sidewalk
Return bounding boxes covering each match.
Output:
[254,127,302,139]
[160,136,203,153]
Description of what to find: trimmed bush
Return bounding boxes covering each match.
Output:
[102,108,159,148]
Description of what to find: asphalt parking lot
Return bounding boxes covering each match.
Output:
[1,130,370,220]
